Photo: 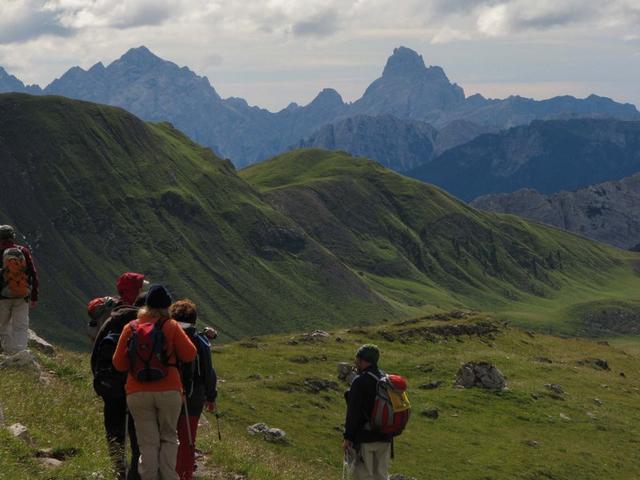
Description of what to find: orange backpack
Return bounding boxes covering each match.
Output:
[1,247,31,299]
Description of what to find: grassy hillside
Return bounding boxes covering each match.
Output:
[0,94,394,347]
[242,149,640,334]
[3,95,639,347]
[3,316,640,479]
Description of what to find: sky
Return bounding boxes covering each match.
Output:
[0,0,639,112]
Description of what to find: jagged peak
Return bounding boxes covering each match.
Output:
[382,46,426,77]
[309,88,344,108]
[116,46,164,67]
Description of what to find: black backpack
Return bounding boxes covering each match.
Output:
[181,332,210,397]
[93,330,127,398]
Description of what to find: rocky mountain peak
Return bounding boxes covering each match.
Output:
[309,88,344,108]
[382,46,427,77]
[116,46,165,68]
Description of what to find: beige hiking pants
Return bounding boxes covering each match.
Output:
[127,391,182,480]
[354,441,391,480]
[0,298,29,354]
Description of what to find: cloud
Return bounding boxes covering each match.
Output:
[476,1,598,36]
[292,9,341,37]
[0,0,70,44]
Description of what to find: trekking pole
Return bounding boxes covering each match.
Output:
[183,396,194,448]
[123,409,130,479]
[214,412,222,441]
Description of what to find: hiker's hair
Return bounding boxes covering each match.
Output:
[169,299,197,324]
[138,306,170,319]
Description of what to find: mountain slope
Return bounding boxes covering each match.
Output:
[0,93,393,346]
[298,114,437,172]
[471,174,640,250]
[408,118,640,201]
[241,149,640,332]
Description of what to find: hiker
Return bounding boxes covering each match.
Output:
[91,272,148,480]
[343,344,392,480]
[0,225,39,355]
[88,272,147,342]
[113,285,197,480]
[170,299,217,480]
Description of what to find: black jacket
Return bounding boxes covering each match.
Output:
[181,326,217,417]
[90,304,139,376]
[344,365,392,444]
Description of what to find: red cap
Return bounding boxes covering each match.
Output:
[116,272,145,305]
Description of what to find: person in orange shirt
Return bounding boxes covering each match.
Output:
[113,285,196,480]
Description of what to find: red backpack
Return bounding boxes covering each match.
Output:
[127,318,171,382]
[367,372,411,436]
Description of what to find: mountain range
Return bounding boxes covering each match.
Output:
[408,118,640,201]
[2,46,638,168]
[471,173,640,250]
[2,94,639,346]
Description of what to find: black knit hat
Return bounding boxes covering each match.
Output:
[356,344,380,364]
[145,284,172,309]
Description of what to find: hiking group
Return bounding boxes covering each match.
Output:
[0,224,411,480]
[89,273,217,480]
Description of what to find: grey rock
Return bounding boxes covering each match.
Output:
[455,362,506,390]
[263,428,287,443]
[545,384,566,396]
[525,440,540,448]
[247,423,287,443]
[338,362,355,381]
[28,330,55,356]
[247,423,269,436]
[421,409,439,419]
[594,398,604,406]
[389,474,418,480]
[37,457,63,468]
[472,173,640,250]
[7,423,32,444]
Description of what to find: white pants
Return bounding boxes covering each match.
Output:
[0,298,30,354]
[354,442,391,480]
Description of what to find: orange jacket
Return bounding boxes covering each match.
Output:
[113,315,197,395]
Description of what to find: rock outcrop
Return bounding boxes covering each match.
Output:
[455,362,506,390]
[471,173,640,249]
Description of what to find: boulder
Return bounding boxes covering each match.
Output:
[7,423,32,444]
[264,428,287,443]
[28,330,55,356]
[421,409,439,419]
[455,362,506,390]
[544,384,566,397]
[0,350,40,372]
[247,423,268,436]
[247,423,287,443]
[37,457,63,468]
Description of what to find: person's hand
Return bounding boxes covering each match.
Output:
[342,439,353,454]
[205,401,216,413]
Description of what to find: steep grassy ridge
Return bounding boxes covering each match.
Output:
[242,149,640,332]
[3,316,640,479]
[0,94,393,346]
